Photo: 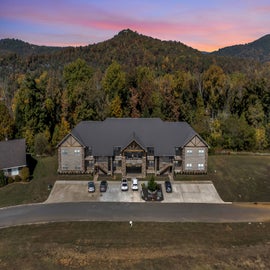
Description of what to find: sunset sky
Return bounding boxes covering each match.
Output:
[1,0,269,52]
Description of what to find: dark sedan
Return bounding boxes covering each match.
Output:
[165,180,172,193]
[100,180,108,192]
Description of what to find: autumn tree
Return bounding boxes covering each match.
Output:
[203,65,226,118]
[13,74,48,150]
[0,101,14,140]
[63,58,94,126]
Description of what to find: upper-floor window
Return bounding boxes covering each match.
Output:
[61,149,68,155]
[74,149,81,155]
[186,149,193,154]
[198,163,204,168]
[186,163,192,168]
[198,149,205,154]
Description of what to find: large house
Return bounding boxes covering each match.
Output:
[0,139,27,176]
[57,118,209,177]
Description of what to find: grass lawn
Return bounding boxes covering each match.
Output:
[175,154,270,202]
[0,221,269,270]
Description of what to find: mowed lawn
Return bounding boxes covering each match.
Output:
[0,222,270,270]
[175,154,270,202]
[0,154,269,207]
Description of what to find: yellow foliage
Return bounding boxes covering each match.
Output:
[255,128,267,150]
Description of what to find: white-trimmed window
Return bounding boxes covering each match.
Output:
[198,164,204,168]
[186,149,193,154]
[11,168,19,176]
[198,149,205,154]
[186,163,192,168]
[74,149,81,155]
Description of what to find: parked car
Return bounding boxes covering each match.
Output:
[100,180,108,192]
[131,178,139,191]
[121,178,129,191]
[165,180,172,193]
[88,181,95,193]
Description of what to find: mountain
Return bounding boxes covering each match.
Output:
[0,29,260,79]
[0,29,206,75]
[0,38,63,57]
[212,34,270,62]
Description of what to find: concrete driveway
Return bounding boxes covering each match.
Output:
[45,180,225,204]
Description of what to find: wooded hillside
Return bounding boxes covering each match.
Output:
[0,29,269,153]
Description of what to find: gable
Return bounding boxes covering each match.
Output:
[185,136,207,147]
[122,140,145,153]
[60,134,83,147]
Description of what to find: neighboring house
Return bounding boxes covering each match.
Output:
[0,139,27,176]
[57,118,209,177]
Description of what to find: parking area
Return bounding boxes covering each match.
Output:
[45,180,226,204]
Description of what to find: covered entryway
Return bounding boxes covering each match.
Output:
[126,165,142,174]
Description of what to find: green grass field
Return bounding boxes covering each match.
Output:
[0,154,269,207]
[0,221,269,270]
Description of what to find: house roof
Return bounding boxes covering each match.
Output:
[0,139,27,170]
[69,118,207,156]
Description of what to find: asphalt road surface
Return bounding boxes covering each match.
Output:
[1,202,270,228]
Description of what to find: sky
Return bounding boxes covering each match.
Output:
[0,0,269,52]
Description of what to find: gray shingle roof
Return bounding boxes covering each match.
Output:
[71,118,206,156]
[0,139,27,170]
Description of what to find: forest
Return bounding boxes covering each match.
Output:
[0,29,270,154]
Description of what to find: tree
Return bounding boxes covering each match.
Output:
[34,133,49,156]
[51,117,70,146]
[102,61,127,102]
[63,58,94,125]
[13,74,48,150]
[203,65,226,118]
[110,95,123,118]
[221,115,255,151]
[0,101,14,140]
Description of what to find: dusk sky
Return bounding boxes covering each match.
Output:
[1,0,269,52]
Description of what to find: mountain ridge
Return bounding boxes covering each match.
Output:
[211,34,270,62]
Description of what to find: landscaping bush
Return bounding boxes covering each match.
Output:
[14,175,21,182]
[7,177,14,184]
[20,167,30,182]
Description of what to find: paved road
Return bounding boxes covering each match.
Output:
[0,202,270,228]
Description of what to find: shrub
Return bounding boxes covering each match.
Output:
[7,177,14,184]
[20,167,30,182]
[0,170,7,187]
[14,175,21,182]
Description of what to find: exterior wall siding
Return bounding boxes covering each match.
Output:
[183,146,208,173]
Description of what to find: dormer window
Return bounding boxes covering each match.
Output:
[147,147,154,155]
[113,146,121,156]
[175,147,181,156]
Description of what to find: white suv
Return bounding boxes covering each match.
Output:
[131,178,139,191]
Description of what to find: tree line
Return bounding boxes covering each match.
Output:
[1,57,270,154]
